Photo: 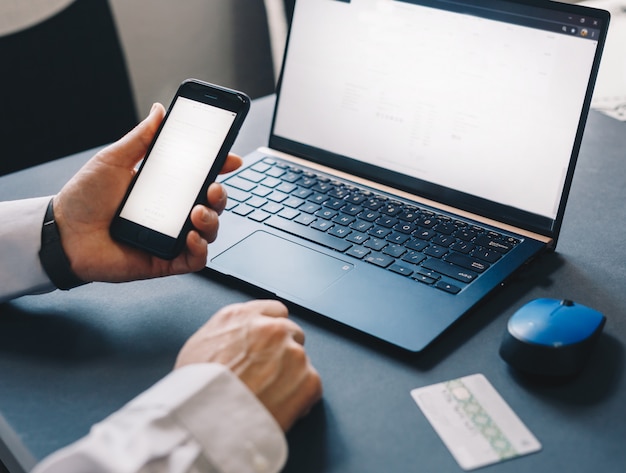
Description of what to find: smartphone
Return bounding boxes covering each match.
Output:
[110,79,250,259]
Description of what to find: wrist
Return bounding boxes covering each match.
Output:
[38,198,89,290]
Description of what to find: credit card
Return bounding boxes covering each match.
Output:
[410,374,541,470]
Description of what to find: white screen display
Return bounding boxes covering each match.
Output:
[120,96,236,237]
[274,0,599,220]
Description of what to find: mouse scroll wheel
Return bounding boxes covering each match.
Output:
[561,299,574,307]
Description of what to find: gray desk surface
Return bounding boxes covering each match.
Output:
[1,95,625,473]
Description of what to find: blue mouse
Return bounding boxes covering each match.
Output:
[499,298,606,377]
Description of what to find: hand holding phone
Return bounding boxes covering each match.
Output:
[110,79,250,259]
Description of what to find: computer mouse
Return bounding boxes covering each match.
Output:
[499,298,606,377]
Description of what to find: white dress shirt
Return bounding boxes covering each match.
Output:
[0,197,287,473]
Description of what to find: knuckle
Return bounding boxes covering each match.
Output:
[262,319,291,341]
[287,343,308,364]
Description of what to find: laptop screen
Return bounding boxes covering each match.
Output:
[271,0,608,237]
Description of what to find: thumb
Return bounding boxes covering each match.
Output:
[97,103,165,169]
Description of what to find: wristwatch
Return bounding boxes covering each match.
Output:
[38,198,88,290]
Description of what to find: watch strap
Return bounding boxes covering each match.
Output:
[39,198,89,290]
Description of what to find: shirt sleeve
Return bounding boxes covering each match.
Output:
[32,363,288,473]
[0,197,55,303]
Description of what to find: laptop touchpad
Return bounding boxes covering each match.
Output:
[211,231,354,300]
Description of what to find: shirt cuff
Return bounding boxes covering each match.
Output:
[0,196,56,303]
[129,363,288,473]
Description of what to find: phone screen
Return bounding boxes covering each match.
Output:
[119,96,237,238]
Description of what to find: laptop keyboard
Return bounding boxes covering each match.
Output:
[220,157,520,295]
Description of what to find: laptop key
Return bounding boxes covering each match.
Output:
[239,169,265,183]
[394,222,419,234]
[276,182,297,194]
[224,185,251,202]
[436,281,462,294]
[334,214,355,226]
[402,251,426,265]
[360,210,380,222]
[414,229,436,240]
[265,166,286,178]
[252,185,272,197]
[413,273,437,285]
[369,226,391,238]
[364,252,395,268]
[422,258,478,283]
[406,238,429,252]
[346,246,370,259]
[383,244,406,258]
[292,187,313,199]
[294,213,316,225]
[315,208,338,220]
[345,193,368,205]
[328,225,351,238]
[444,252,489,272]
[346,231,368,244]
[416,267,441,280]
[423,245,448,258]
[251,161,272,173]
[249,210,271,222]
[399,209,419,221]
[278,208,299,219]
[351,220,373,232]
[281,171,301,183]
[283,196,305,208]
[233,204,255,216]
[341,204,363,216]
[380,202,403,216]
[387,232,410,245]
[376,216,398,228]
[474,234,515,253]
[299,202,321,214]
[450,240,474,254]
[247,196,267,208]
[226,176,256,192]
[472,247,502,263]
[364,237,387,251]
[260,177,281,188]
[261,202,283,214]
[312,219,333,231]
[389,263,414,276]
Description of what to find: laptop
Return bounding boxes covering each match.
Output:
[206,0,610,352]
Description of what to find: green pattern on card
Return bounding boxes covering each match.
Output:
[444,379,518,460]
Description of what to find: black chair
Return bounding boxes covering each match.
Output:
[284,0,295,25]
[0,0,138,176]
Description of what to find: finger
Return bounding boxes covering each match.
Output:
[170,231,209,275]
[253,301,305,344]
[186,230,209,259]
[190,205,219,242]
[97,103,166,169]
[283,318,306,345]
[206,183,228,214]
[219,154,243,174]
